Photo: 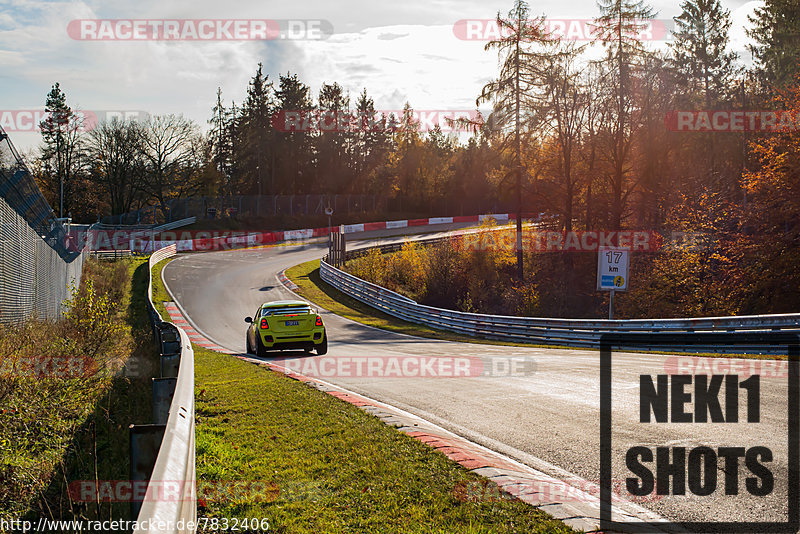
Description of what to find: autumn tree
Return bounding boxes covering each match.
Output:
[85,119,145,216]
[536,42,588,232]
[139,114,204,219]
[593,0,657,229]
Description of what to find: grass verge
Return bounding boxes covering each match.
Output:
[2,257,158,523]
[150,256,174,322]
[193,347,577,534]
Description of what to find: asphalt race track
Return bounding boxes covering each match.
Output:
[163,229,794,531]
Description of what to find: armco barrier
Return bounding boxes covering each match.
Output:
[132,244,196,533]
[320,241,800,355]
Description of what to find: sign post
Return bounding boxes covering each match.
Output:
[609,289,614,320]
[597,247,629,320]
[325,206,334,248]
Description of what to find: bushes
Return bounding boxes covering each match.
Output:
[345,227,544,317]
[0,259,137,520]
[345,228,789,320]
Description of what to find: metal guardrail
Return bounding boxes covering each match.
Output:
[132,244,196,533]
[90,249,133,260]
[320,238,800,355]
[151,216,197,232]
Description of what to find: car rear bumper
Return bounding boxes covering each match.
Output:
[259,329,325,349]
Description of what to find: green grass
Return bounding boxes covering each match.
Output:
[193,348,577,534]
[150,256,174,321]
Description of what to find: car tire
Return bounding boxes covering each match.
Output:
[255,335,268,358]
[316,335,328,355]
[246,336,252,354]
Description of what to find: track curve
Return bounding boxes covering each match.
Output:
[163,231,792,530]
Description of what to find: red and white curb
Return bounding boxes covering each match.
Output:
[164,302,234,354]
[277,269,299,291]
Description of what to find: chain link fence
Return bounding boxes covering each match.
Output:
[0,125,87,324]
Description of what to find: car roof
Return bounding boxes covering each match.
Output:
[261,300,310,308]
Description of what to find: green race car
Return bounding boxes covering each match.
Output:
[245,300,327,357]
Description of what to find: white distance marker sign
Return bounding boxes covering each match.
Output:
[597,247,629,291]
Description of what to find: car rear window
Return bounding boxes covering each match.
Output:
[260,306,311,316]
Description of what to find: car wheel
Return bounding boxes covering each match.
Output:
[246,336,252,354]
[316,335,328,355]
[255,335,268,357]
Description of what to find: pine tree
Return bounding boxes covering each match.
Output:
[351,88,392,194]
[39,83,82,218]
[209,87,234,195]
[316,82,351,193]
[241,64,275,197]
[669,0,738,106]
[274,72,314,194]
[747,0,800,88]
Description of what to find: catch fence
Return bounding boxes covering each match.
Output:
[0,125,86,323]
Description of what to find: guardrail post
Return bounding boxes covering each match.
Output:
[160,353,180,378]
[159,327,180,355]
[129,424,166,520]
[152,377,177,425]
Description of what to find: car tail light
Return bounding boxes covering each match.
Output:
[315,316,323,327]
[260,318,269,329]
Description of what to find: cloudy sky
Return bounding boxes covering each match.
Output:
[1,0,761,153]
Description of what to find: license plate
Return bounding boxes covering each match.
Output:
[285,320,299,326]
